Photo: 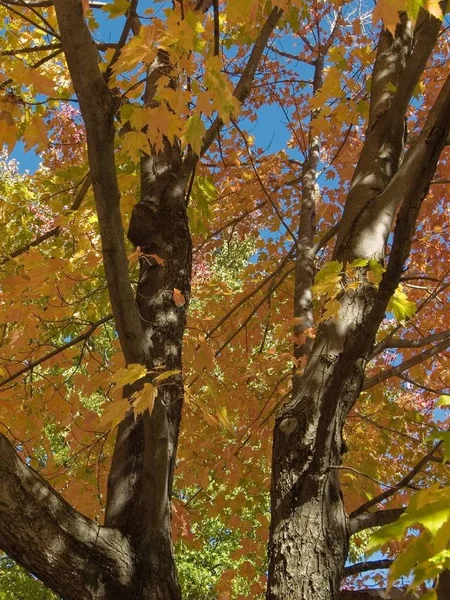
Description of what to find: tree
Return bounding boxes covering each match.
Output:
[1,0,450,599]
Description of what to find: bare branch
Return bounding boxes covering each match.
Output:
[349,507,405,536]
[343,559,393,577]
[199,7,283,157]
[372,328,450,354]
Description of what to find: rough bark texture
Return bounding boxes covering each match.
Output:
[268,7,450,600]
[0,2,282,599]
[0,434,133,600]
[105,144,191,600]
[1,2,449,600]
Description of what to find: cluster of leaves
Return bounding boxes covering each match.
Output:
[0,0,450,597]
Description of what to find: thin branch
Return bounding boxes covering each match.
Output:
[206,247,295,340]
[349,508,405,536]
[199,6,283,158]
[1,173,91,265]
[1,42,117,56]
[312,223,339,254]
[363,336,450,391]
[0,315,113,388]
[215,266,293,356]
[373,328,450,354]
[370,270,450,358]
[1,0,106,5]
[350,443,443,519]
[343,559,393,577]
[232,118,297,242]
[0,1,60,38]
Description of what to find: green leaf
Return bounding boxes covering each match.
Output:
[102,0,129,19]
[313,261,343,298]
[437,395,450,407]
[350,258,369,268]
[183,115,206,155]
[368,258,385,284]
[388,286,416,323]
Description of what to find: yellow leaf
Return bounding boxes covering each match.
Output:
[321,298,340,322]
[182,114,205,155]
[372,0,403,34]
[109,363,147,388]
[154,369,181,383]
[121,130,151,159]
[132,383,156,415]
[101,398,129,429]
[217,406,233,434]
[388,285,416,323]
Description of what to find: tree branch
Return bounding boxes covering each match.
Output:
[199,6,283,157]
[54,0,144,365]
[1,172,91,265]
[349,507,405,536]
[343,559,393,577]
[0,433,132,600]
[371,328,450,355]
[362,335,450,390]
[350,443,443,519]
[0,315,113,388]
[2,0,106,6]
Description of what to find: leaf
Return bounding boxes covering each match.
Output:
[350,258,369,268]
[367,259,385,285]
[437,395,450,407]
[132,383,156,415]
[154,369,181,382]
[388,286,416,323]
[420,591,437,600]
[183,114,206,155]
[321,298,340,322]
[101,398,129,429]
[312,261,343,297]
[102,0,129,18]
[173,288,186,307]
[217,406,234,434]
[372,0,403,33]
[109,363,148,388]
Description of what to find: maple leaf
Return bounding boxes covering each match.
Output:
[173,288,186,307]
[132,383,156,415]
[109,363,148,388]
[100,398,130,430]
[387,286,416,323]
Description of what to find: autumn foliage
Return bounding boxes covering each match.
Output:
[1,1,450,599]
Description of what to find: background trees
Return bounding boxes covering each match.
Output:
[1,0,450,599]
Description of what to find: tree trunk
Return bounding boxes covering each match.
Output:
[267,7,450,600]
[105,145,192,600]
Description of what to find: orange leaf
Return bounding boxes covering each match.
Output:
[173,288,186,307]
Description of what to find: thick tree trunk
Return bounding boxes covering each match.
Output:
[105,145,191,600]
[267,7,450,600]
